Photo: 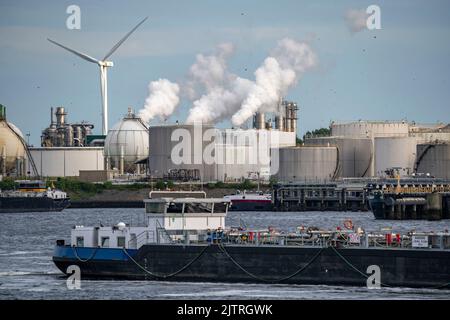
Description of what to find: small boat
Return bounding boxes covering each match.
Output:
[0,180,70,213]
[223,190,272,211]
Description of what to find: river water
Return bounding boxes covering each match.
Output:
[0,208,449,300]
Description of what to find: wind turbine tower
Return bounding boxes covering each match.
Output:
[48,17,148,136]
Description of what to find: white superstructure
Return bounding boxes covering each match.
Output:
[70,197,230,249]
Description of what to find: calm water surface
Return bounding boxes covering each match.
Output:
[0,208,449,300]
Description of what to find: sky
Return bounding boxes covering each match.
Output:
[1,0,450,146]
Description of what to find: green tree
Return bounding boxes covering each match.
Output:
[303,127,331,140]
[0,178,17,190]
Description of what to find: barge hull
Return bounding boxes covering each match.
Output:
[53,244,450,288]
[0,197,70,213]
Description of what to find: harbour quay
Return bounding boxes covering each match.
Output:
[273,181,368,212]
[273,178,450,220]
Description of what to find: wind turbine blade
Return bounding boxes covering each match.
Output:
[102,17,148,60]
[47,38,100,64]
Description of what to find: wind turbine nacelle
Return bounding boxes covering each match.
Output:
[100,61,114,67]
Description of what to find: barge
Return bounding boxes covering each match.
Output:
[0,180,70,213]
[53,195,450,288]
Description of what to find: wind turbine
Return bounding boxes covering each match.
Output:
[48,17,148,136]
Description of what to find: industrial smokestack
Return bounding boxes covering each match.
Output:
[0,104,6,121]
[290,102,298,133]
[275,116,284,131]
[275,97,284,131]
[119,145,124,175]
[56,107,66,126]
[284,103,291,132]
[254,112,265,129]
[50,107,55,127]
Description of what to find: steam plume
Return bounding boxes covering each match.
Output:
[185,43,234,100]
[344,9,368,33]
[138,79,180,123]
[139,38,316,126]
[231,38,317,126]
[186,77,253,124]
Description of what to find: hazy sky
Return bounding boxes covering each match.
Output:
[1,0,450,146]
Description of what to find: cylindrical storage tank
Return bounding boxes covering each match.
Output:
[305,137,373,178]
[56,128,65,147]
[290,103,297,133]
[73,126,82,146]
[374,137,417,177]
[65,126,74,147]
[55,107,66,126]
[284,106,291,132]
[0,119,26,175]
[410,132,450,144]
[275,115,284,131]
[330,121,409,138]
[104,112,149,173]
[254,113,265,130]
[275,146,338,182]
[416,143,450,179]
[148,124,216,181]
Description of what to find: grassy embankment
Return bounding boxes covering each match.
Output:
[1,177,270,200]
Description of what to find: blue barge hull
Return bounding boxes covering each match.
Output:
[53,244,450,288]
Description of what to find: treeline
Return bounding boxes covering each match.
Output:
[0,178,17,190]
[296,127,331,145]
[1,177,269,196]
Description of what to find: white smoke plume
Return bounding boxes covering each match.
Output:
[231,38,317,126]
[139,38,316,126]
[139,79,180,123]
[186,42,254,124]
[186,77,253,124]
[185,43,235,100]
[344,8,368,33]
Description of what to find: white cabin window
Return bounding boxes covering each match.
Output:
[101,237,110,247]
[117,236,126,248]
[76,236,84,247]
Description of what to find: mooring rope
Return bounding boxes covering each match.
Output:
[72,246,99,263]
[330,245,450,289]
[122,245,209,279]
[218,243,324,283]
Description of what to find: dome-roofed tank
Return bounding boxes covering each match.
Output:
[104,107,149,174]
[0,104,27,176]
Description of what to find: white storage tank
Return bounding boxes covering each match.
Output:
[104,108,149,174]
[409,123,450,143]
[0,104,27,176]
[416,143,450,179]
[29,147,105,177]
[305,137,372,178]
[330,121,409,138]
[148,124,217,182]
[275,146,338,182]
[374,137,417,177]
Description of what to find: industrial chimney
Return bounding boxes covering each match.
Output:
[55,107,67,126]
[254,112,265,130]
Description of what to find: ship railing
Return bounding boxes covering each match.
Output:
[156,220,175,244]
[128,230,156,249]
[214,229,450,250]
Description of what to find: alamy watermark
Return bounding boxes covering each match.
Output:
[66,265,81,290]
[169,124,279,174]
[66,5,81,30]
[366,264,381,289]
[366,5,381,30]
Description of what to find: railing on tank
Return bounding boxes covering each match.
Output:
[175,228,450,250]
